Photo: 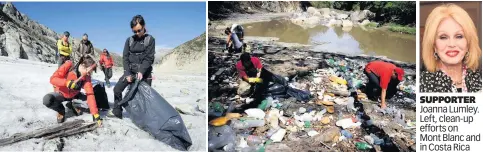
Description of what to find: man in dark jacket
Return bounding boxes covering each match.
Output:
[73,33,95,64]
[109,15,155,119]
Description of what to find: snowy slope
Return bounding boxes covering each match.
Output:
[0,57,206,151]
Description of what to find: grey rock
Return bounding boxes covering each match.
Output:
[342,20,353,27]
[320,8,330,15]
[338,14,349,20]
[360,19,371,26]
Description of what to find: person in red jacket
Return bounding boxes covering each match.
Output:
[364,61,405,109]
[235,53,273,109]
[42,56,102,126]
[99,49,114,87]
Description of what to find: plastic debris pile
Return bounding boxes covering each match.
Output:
[208,37,416,152]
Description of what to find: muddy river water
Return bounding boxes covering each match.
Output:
[243,19,416,63]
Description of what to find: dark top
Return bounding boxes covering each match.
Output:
[123,34,155,76]
[420,70,482,93]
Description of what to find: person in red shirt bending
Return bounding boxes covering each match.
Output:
[236,53,273,106]
[99,49,114,87]
[364,61,405,109]
[42,56,102,126]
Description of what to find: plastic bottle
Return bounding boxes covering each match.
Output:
[226,101,235,113]
[266,128,279,138]
[355,142,372,150]
[258,100,268,110]
[240,145,265,152]
[370,134,384,145]
[347,97,355,111]
[340,130,353,138]
[232,119,265,130]
[247,135,264,146]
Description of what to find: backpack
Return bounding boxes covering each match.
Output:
[129,34,152,50]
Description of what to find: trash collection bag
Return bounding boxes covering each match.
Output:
[120,80,192,151]
[267,84,286,95]
[208,125,236,151]
[93,84,110,110]
[286,87,311,102]
[271,73,288,87]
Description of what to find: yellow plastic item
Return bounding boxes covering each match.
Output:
[321,116,330,125]
[329,76,347,85]
[326,106,335,114]
[321,100,335,106]
[209,117,229,126]
[226,113,242,119]
[248,78,263,83]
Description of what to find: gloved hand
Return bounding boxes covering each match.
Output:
[66,80,81,90]
[248,78,263,83]
[93,114,102,127]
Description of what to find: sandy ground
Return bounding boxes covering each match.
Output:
[0,57,206,151]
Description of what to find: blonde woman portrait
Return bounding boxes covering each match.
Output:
[420,3,482,93]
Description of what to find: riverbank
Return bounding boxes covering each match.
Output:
[209,10,416,63]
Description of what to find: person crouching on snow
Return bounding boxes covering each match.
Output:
[42,55,102,127]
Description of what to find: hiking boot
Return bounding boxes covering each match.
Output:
[66,101,83,116]
[57,113,65,123]
[107,108,122,119]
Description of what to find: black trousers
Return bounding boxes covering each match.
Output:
[102,67,113,82]
[43,92,86,114]
[112,71,153,112]
[57,55,70,68]
[364,71,399,100]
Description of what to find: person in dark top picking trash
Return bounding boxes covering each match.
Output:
[364,61,405,109]
[108,15,155,119]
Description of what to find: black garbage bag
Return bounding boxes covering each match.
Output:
[119,80,192,151]
[267,84,286,95]
[271,74,288,87]
[208,125,236,151]
[286,87,311,102]
[93,84,110,110]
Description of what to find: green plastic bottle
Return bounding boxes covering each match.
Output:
[258,100,268,110]
[355,142,372,150]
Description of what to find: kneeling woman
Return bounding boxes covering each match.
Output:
[42,56,102,126]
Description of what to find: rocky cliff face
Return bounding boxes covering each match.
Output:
[156,32,206,73]
[0,2,121,65]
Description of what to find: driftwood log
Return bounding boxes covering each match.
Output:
[0,119,97,147]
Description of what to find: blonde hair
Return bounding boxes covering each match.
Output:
[422,3,481,72]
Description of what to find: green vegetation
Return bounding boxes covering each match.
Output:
[365,22,378,28]
[386,23,416,35]
[309,1,332,8]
